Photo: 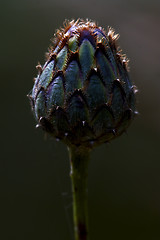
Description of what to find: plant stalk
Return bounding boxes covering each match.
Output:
[68,145,90,240]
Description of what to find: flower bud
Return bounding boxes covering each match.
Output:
[28,19,137,148]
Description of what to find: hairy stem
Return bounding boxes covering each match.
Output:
[68,145,90,240]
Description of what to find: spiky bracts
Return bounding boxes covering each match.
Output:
[28,19,137,148]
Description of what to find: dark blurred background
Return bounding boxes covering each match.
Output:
[1,0,160,239]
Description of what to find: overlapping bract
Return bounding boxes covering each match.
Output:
[29,19,137,148]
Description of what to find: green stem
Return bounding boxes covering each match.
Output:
[68,145,90,240]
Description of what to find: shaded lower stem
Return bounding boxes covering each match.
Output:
[68,145,90,240]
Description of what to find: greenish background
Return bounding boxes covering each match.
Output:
[1,0,160,239]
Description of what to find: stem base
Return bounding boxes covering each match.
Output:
[68,146,90,240]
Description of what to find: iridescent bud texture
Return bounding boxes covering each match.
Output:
[28,19,137,148]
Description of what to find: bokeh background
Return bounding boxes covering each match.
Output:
[1,0,160,239]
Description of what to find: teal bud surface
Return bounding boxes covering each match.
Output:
[28,19,137,148]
